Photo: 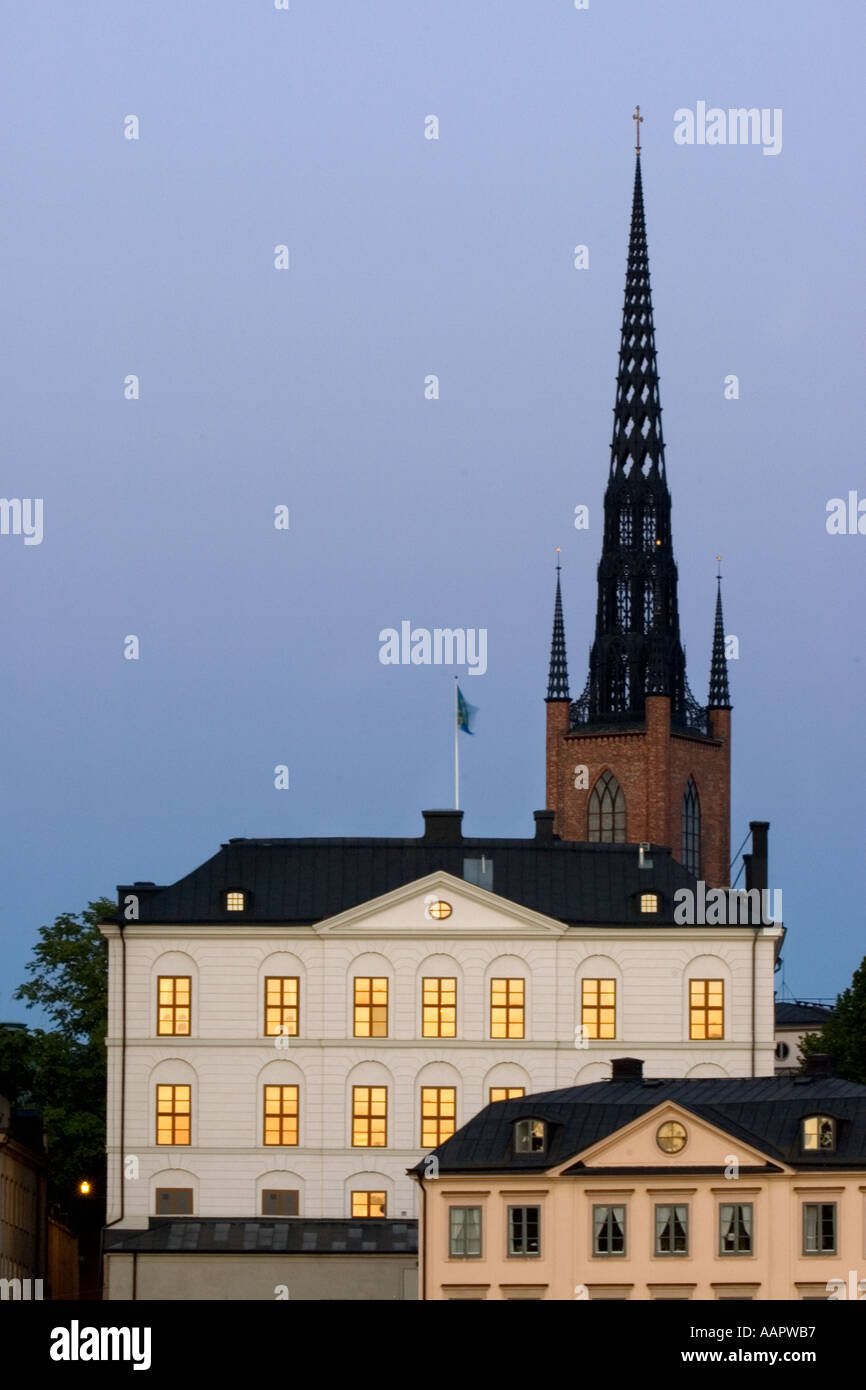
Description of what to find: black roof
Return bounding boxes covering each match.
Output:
[775,1001,834,1027]
[103,1218,417,1255]
[414,1075,866,1175]
[117,811,704,927]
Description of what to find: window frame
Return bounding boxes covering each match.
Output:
[353,976,389,1038]
[449,1205,483,1259]
[155,1187,193,1216]
[801,1115,837,1153]
[513,1118,547,1155]
[507,1205,541,1258]
[802,1202,837,1255]
[351,1190,387,1218]
[593,1204,627,1257]
[422,976,457,1038]
[351,1085,388,1148]
[420,1086,457,1148]
[654,1203,689,1257]
[719,1202,753,1256]
[689,978,725,1040]
[155,1084,191,1147]
[581,977,616,1041]
[156,976,191,1037]
[261,1189,299,1217]
[263,1084,299,1147]
[490,977,525,1039]
[489,1086,525,1104]
[264,976,300,1038]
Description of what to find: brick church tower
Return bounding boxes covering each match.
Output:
[546,141,732,888]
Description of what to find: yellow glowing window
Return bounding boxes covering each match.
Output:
[421,1087,456,1147]
[157,976,191,1036]
[156,1084,190,1146]
[429,900,452,920]
[490,1087,525,1103]
[226,891,245,912]
[352,1086,387,1147]
[263,1085,299,1146]
[689,979,724,1039]
[264,977,299,1037]
[581,978,616,1040]
[640,893,659,913]
[657,1120,688,1153]
[490,978,525,1039]
[352,1191,387,1218]
[422,977,457,1037]
[353,977,389,1037]
[801,1116,836,1152]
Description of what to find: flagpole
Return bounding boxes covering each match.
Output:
[454,677,459,810]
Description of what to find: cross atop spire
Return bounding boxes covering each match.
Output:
[633,104,643,155]
[546,550,570,702]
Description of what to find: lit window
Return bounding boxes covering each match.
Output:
[593,1205,626,1256]
[226,891,245,912]
[514,1119,546,1154]
[690,979,724,1039]
[801,1116,836,1152]
[422,977,456,1037]
[421,1087,456,1148]
[640,893,658,913]
[155,1188,192,1215]
[262,1190,299,1216]
[263,1085,298,1146]
[155,1084,190,1146]
[353,977,388,1037]
[582,978,616,1039]
[588,771,626,843]
[352,1086,387,1147]
[489,1087,525,1103]
[655,1204,688,1255]
[157,976,190,1036]
[803,1203,836,1254]
[429,900,452,920]
[352,1191,386,1218]
[264,977,299,1037]
[656,1121,687,1153]
[508,1206,540,1257]
[490,978,525,1039]
[719,1203,753,1255]
[449,1206,482,1258]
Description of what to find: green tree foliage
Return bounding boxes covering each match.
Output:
[800,956,866,1085]
[0,898,114,1200]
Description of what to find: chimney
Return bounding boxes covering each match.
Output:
[749,821,769,895]
[803,1054,836,1078]
[534,810,556,842]
[743,852,753,892]
[610,1057,644,1082]
[422,809,464,844]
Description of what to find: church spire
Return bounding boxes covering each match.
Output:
[546,553,570,701]
[708,569,731,709]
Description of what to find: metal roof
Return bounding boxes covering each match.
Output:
[103,1218,417,1255]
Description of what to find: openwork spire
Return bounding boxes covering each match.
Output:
[708,575,731,709]
[609,154,665,482]
[546,559,570,701]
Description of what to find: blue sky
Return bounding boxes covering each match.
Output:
[0,1,863,1019]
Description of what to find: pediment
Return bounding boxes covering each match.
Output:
[314,871,566,937]
[552,1100,787,1175]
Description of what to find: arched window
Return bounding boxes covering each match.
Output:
[588,772,626,843]
[618,503,632,548]
[642,506,656,549]
[682,777,700,875]
[616,579,631,631]
[643,581,654,633]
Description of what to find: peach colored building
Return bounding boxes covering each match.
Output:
[415,1058,866,1301]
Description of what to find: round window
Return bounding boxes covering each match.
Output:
[428,900,452,920]
[656,1120,687,1153]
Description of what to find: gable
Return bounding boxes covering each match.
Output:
[314,871,566,937]
[555,1101,782,1174]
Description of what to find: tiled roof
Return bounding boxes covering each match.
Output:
[415,1075,866,1175]
[775,1001,834,1027]
[117,828,702,927]
[103,1218,417,1255]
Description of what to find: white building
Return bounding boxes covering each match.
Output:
[101,810,782,1229]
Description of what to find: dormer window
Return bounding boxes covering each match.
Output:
[802,1115,836,1152]
[225,890,246,912]
[640,893,659,914]
[514,1119,546,1154]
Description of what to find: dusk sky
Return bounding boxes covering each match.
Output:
[1,1,862,1019]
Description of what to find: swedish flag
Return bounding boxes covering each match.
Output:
[457,686,478,735]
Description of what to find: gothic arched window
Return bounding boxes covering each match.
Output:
[643,581,654,633]
[619,503,632,548]
[642,506,656,550]
[616,580,631,632]
[682,777,701,875]
[588,771,626,843]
